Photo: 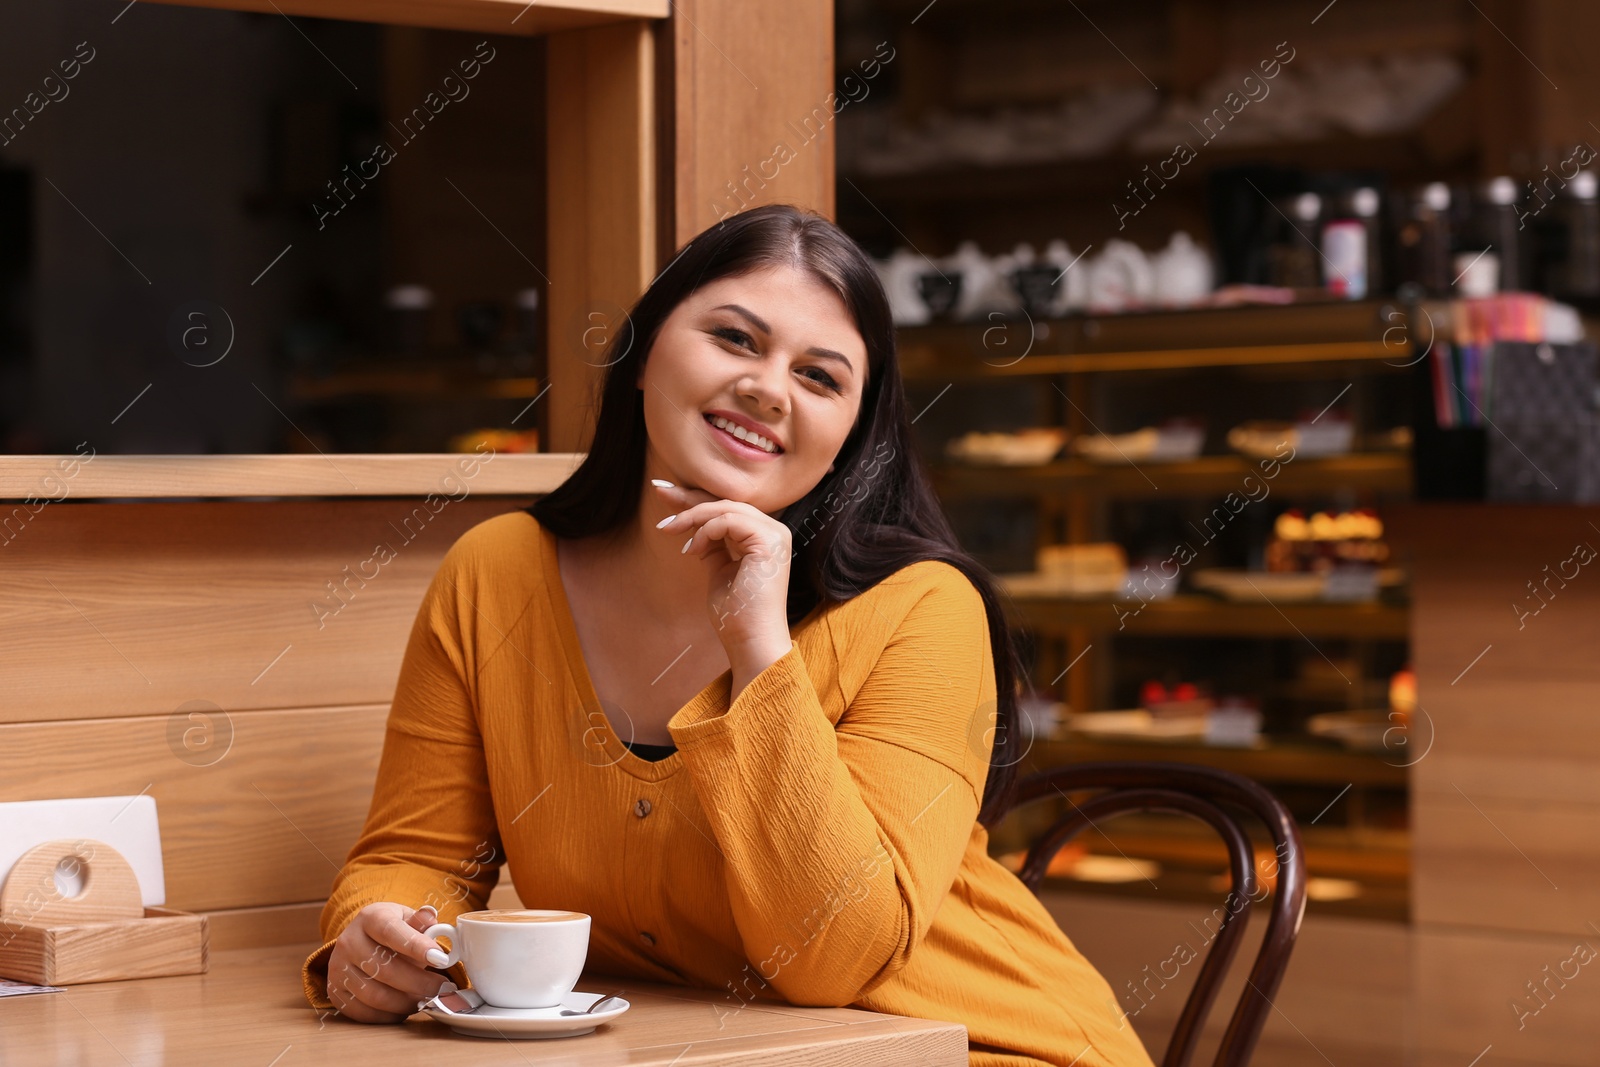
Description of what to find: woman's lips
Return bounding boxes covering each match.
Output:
[704,413,782,461]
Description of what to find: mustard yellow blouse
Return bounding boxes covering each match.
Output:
[301,511,1154,1067]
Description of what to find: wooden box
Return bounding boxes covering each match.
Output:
[0,838,209,985]
[0,907,209,985]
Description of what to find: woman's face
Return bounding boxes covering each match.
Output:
[637,264,869,517]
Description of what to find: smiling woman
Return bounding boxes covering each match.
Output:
[301,204,1156,1067]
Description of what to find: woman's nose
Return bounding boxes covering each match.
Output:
[738,363,790,416]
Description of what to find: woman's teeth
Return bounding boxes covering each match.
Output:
[706,414,779,454]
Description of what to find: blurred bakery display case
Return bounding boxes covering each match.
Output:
[905,298,1417,921]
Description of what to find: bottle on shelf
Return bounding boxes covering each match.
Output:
[1396,181,1454,297]
[1549,170,1600,302]
[1354,186,1385,297]
[384,284,434,355]
[1271,192,1323,289]
[1321,189,1376,300]
[1471,176,1527,292]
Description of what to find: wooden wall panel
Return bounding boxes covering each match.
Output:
[205,903,324,951]
[546,20,657,454]
[1417,926,1600,1067]
[1400,504,1600,689]
[1392,503,1600,1059]
[0,498,517,723]
[668,0,836,239]
[201,872,522,949]
[0,706,388,913]
[1414,795,1600,933]
[1393,505,1600,936]
[1401,682,1600,762]
[2,485,548,948]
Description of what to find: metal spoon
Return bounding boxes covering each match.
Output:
[560,990,625,1016]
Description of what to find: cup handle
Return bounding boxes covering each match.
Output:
[421,922,460,970]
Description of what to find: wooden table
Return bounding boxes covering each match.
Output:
[0,943,969,1065]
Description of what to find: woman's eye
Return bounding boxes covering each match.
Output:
[711,326,755,350]
[803,368,841,391]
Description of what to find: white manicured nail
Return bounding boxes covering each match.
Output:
[655,513,677,529]
[651,479,674,488]
[681,536,693,554]
[426,948,449,969]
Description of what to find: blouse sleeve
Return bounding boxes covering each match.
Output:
[300,530,509,1012]
[665,562,996,1008]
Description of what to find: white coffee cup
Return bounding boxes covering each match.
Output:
[423,909,591,1009]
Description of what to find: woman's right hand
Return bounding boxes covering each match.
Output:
[326,902,454,1023]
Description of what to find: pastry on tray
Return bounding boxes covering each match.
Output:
[1226,419,1353,459]
[1001,542,1130,597]
[1071,424,1203,464]
[944,427,1068,465]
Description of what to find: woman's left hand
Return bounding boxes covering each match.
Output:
[654,482,793,663]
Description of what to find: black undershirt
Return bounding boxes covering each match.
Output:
[621,739,678,762]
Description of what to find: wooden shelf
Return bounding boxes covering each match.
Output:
[143,0,665,36]
[896,300,1412,381]
[289,368,545,403]
[904,339,1406,380]
[934,452,1412,499]
[0,453,583,500]
[842,130,1472,210]
[1004,593,1409,639]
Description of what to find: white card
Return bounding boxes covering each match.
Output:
[0,796,165,907]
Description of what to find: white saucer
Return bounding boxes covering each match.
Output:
[421,989,630,1039]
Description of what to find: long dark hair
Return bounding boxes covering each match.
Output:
[531,203,1025,826]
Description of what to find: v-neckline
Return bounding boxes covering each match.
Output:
[536,515,830,783]
[539,519,710,782]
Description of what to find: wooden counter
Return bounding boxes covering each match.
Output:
[0,943,967,1065]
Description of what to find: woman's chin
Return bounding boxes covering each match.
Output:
[692,465,766,504]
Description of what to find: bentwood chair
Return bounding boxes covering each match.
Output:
[1004,761,1307,1067]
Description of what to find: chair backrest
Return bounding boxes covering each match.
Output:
[1004,761,1306,1067]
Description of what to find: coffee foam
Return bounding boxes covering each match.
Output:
[461,909,587,923]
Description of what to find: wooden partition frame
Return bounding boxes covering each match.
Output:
[546,19,659,453]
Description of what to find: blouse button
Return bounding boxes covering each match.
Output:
[639,931,656,947]
[634,798,653,818]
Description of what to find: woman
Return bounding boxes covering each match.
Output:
[300,203,1154,1067]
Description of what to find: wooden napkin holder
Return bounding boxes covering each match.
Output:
[0,838,208,985]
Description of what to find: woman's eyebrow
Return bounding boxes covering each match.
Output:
[710,303,856,376]
[712,303,772,334]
